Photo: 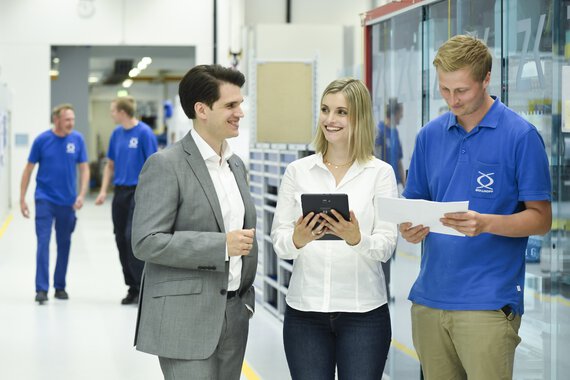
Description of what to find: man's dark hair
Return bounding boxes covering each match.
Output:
[385,98,402,120]
[178,64,246,119]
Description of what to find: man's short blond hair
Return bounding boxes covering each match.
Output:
[433,34,492,82]
[113,96,136,118]
[52,103,74,119]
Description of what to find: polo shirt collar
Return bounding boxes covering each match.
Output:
[446,96,503,131]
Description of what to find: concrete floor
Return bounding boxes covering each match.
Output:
[0,195,567,379]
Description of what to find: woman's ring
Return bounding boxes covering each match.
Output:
[311,230,317,237]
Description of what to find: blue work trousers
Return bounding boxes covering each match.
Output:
[35,199,76,292]
[283,303,392,380]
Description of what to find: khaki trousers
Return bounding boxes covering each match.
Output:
[411,303,521,380]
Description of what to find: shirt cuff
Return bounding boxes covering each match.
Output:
[245,304,254,318]
[347,233,371,254]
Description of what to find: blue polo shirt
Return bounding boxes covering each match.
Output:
[28,130,88,206]
[375,121,403,184]
[403,97,551,315]
[107,122,157,186]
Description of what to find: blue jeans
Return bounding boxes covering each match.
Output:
[35,199,76,292]
[283,304,391,380]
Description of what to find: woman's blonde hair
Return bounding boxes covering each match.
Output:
[433,34,492,82]
[313,78,374,164]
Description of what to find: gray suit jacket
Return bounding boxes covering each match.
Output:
[131,132,258,360]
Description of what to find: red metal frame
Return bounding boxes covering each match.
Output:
[362,1,424,91]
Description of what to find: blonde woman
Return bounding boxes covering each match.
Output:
[271,78,397,379]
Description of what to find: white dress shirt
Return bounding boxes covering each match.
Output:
[191,129,245,291]
[271,153,398,312]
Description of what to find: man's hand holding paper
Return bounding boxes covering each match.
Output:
[376,197,469,237]
[440,210,488,237]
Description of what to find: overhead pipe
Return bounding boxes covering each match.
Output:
[213,0,218,64]
[229,0,245,68]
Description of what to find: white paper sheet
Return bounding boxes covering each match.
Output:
[377,197,469,237]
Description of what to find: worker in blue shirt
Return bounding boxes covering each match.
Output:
[374,97,405,302]
[400,35,552,380]
[375,98,405,188]
[20,103,90,304]
[95,96,158,305]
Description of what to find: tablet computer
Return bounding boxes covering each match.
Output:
[301,193,350,241]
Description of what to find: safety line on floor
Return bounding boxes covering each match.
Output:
[397,250,420,261]
[532,290,570,307]
[392,338,419,361]
[0,213,13,238]
[242,361,261,380]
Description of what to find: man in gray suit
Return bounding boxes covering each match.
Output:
[131,64,257,380]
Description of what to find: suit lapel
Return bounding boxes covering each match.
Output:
[181,133,225,232]
[228,154,257,284]
[227,155,250,219]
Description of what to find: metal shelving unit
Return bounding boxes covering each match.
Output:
[249,143,313,320]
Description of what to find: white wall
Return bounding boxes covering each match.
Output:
[0,0,214,204]
[0,0,382,211]
[0,83,11,220]
[245,0,376,77]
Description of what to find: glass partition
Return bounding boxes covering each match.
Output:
[368,0,569,378]
[426,0,501,121]
[370,7,423,380]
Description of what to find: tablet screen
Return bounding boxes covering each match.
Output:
[301,193,349,241]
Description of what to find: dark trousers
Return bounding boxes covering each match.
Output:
[35,199,76,292]
[283,304,392,380]
[112,187,144,292]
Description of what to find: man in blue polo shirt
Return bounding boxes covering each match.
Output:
[375,97,405,302]
[95,96,157,305]
[375,98,405,189]
[400,35,552,380]
[20,103,90,304]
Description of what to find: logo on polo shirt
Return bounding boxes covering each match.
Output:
[475,171,494,193]
[129,137,139,149]
[66,143,76,154]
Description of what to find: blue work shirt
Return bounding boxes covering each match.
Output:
[28,130,88,206]
[375,121,403,184]
[403,97,551,315]
[107,122,158,186]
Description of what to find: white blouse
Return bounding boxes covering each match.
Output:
[271,153,398,313]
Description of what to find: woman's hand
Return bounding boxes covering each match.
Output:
[292,212,326,249]
[319,209,361,246]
